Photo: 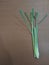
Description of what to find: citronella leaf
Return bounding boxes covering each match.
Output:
[24,12,31,26]
[35,12,39,20]
[19,9,26,24]
[38,14,48,25]
[30,12,34,25]
[19,9,31,33]
[32,8,35,16]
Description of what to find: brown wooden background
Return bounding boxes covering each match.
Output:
[0,0,49,65]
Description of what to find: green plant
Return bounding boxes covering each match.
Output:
[19,8,47,59]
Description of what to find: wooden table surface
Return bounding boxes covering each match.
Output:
[0,0,49,65]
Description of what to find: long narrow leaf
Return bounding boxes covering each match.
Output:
[19,9,31,33]
[38,14,47,25]
[24,12,31,26]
